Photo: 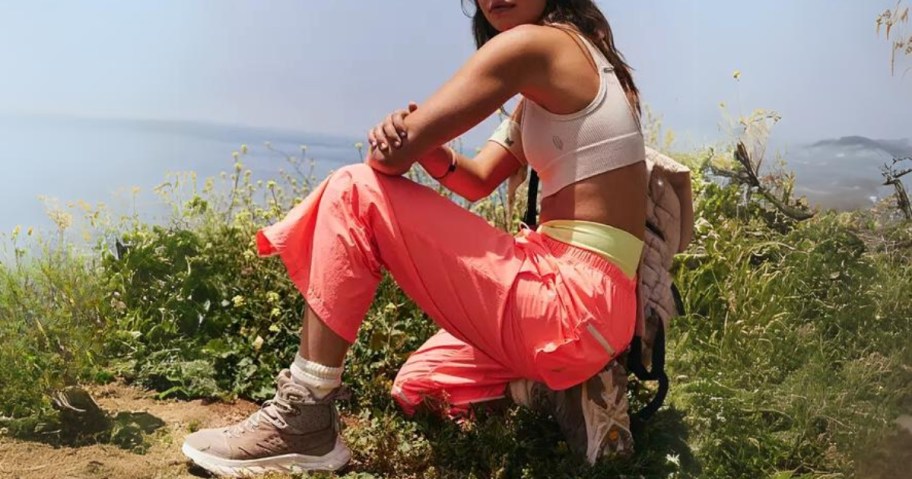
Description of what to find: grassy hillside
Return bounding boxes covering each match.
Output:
[1,144,910,478]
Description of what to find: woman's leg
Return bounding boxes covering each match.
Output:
[183,163,537,476]
[393,329,634,465]
[261,162,634,388]
[182,163,637,475]
[299,305,348,367]
[256,163,533,373]
[392,330,520,418]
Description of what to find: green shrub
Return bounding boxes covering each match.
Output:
[0,230,108,419]
[2,142,909,478]
[670,170,912,478]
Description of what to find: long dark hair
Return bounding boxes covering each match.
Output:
[462,0,640,113]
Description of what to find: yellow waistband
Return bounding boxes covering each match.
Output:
[536,220,644,279]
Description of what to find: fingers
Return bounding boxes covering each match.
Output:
[368,128,378,150]
[368,102,419,152]
[391,102,418,145]
[375,111,404,150]
[372,123,389,151]
[390,111,408,142]
[383,114,402,148]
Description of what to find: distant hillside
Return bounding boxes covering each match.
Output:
[787,136,912,210]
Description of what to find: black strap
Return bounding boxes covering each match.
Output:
[671,282,685,316]
[645,220,664,241]
[627,323,669,421]
[523,169,540,229]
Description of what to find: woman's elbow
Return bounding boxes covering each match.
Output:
[461,191,485,203]
[367,156,412,177]
[462,182,495,203]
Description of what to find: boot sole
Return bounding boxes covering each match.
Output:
[181,437,351,477]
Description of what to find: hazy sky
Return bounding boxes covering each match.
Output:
[1,0,910,148]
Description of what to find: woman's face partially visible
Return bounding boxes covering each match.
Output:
[478,0,548,32]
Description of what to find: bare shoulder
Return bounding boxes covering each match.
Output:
[478,24,565,57]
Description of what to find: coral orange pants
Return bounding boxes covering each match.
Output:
[257,164,637,417]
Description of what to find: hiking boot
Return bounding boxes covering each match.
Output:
[531,361,634,464]
[181,369,351,477]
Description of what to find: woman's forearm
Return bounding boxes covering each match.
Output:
[366,154,413,176]
[419,147,491,202]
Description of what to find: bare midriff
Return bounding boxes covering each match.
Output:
[538,161,648,242]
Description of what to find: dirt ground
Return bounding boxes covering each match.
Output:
[0,382,261,479]
[1,382,909,479]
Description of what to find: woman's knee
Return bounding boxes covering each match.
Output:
[335,162,373,178]
[390,371,424,416]
[331,163,386,190]
[319,164,387,214]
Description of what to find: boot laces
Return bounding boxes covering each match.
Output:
[228,376,350,437]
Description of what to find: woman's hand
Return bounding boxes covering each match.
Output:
[366,102,419,175]
[368,101,418,153]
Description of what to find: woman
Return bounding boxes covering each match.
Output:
[182,0,646,475]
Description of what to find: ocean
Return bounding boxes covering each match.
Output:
[0,113,908,239]
[0,114,360,236]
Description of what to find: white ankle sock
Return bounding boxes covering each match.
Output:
[290,353,343,399]
[508,379,534,407]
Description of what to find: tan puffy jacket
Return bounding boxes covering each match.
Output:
[635,147,694,367]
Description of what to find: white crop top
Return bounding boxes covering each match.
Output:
[519,29,645,198]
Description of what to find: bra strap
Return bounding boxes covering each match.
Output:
[570,31,614,72]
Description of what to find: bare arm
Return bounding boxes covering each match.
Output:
[365,24,550,176]
[420,141,523,202]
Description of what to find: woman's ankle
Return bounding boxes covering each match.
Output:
[290,353,344,399]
